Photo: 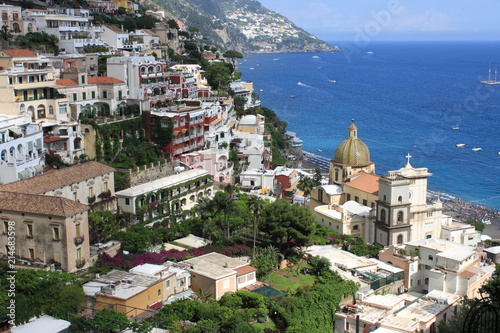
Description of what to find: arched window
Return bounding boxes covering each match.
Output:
[383,195,387,202]
[398,196,403,202]
[27,23,33,32]
[397,234,403,244]
[335,169,339,182]
[181,198,187,206]
[141,67,146,74]
[48,105,54,115]
[381,209,386,223]
[397,211,404,223]
[19,104,25,114]
[37,105,45,118]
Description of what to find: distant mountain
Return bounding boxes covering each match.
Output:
[151,0,336,53]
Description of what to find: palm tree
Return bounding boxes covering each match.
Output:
[297,175,316,202]
[195,197,215,240]
[247,196,264,259]
[212,191,235,239]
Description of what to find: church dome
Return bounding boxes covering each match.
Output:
[334,121,371,166]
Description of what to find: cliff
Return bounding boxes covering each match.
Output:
[151,0,336,53]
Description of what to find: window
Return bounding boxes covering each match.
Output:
[353,225,359,231]
[27,224,33,237]
[103,90,107,98]
[428,255,434,260]
[88,187,93,197]
[53,227,60,240]
[427,211,433,217]
[81,75,85,84]
[3,221,8,233]
[363,199,367,206]
[223,279,230,290]
[73,192,77,201]
[347,194,351,201]
[398,196,403,202]
[28,248,34,260]
[73,93,77,101]
[157,289,161,296]
[125,198,130,206]
[354,196,359,203]
[118,91,123,100]
[397,211,404,223]
[82,92,86,100]
[165,280,170,288]
[76,223,80,238]
[48,105,54,115]
[335,169,339,182]
[397,234,403,244]
[318,189,323,202]
[425,278,429,285]
[381,209,386,223]
[383,195,387,202]
[91,91,95,99]
[417,279,421,285]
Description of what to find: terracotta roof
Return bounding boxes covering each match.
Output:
[0,162,115,194]
[344,172,380,195]
[461,270,475,279]
[56,79,78,86]
[2,49,37,57]
[0,191,88,217]
[234,265,257,276]
[88,77,125,84]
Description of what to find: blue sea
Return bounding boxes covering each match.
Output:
[238,41,500,210]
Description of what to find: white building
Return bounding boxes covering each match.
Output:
[23,8,105,53]
[115,169,214,217]
[0,114,44,184]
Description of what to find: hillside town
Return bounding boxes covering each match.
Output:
[0,2,498,333]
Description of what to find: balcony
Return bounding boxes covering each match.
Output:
[76,258,86,269]
[74,235,84,246]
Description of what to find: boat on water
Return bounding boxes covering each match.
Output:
[480,64,500,85]
[456,143,466,147]
[312,55,320,59]
[472,147,482,151]
[290,95,296,98]
[317,149,323,152]
[452,125,460,130]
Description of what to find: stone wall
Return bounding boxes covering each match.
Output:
[117,160,175,187]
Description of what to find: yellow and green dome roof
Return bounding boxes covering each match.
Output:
[334,122,371,166]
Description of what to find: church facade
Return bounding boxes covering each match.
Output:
[310,121,477,247]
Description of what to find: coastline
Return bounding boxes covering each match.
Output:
[296,150,500,240]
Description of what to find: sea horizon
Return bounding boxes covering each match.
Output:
[239,40,500,210]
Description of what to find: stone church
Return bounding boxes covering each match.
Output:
[309,120,478,246]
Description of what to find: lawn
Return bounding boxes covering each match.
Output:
[261,263,317,292]
[252,321,276,331]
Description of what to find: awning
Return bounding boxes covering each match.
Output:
[9,127,22,135]
[228,121,236,128]
[173,130,180,136]
[44,136,67,143]
[17,169,29,179]
[181,128,188,134]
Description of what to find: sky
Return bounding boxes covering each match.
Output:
[257,0,500,41]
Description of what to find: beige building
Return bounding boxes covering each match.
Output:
[0,191,89,272]
[182,252,257,300]
[0,49,70,121]
[0,161,115,210]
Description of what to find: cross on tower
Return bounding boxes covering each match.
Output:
[406,153,412,165]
